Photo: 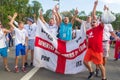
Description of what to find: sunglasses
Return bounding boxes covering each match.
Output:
[92,21,96,23]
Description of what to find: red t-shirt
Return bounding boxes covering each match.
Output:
[86,24,104,52]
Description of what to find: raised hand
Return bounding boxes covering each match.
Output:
[52,8,56,15]
[75,8,78,15]
[33,13,36,17]
[55,4,59,12]
[94,0,98,6]
[8,15,12,20]
[13,12,18,18]
[38,8,43,16]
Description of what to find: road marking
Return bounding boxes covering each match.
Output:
[20,67,40,80]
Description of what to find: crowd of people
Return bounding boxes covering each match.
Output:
[0,0,120,80]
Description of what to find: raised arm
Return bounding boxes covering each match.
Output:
[8,15,18,27]
[52,9,59,26]
[75,17,82,23]
[92,0,98,20]
[3,29,11,34]
[54,5,62,26]
[71,9,78,25]
[9,13,18,29]
[53,5,62,26]
[39,10,46,24]
[33,13,37,23]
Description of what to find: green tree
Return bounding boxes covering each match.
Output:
[32,1,43,17]
[0,0,43,28]
[79,11,86,16]
[43,9,52,23]
[0,0,29,28]
[61,11,73,20]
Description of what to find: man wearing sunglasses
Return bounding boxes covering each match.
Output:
[83,0,107,80]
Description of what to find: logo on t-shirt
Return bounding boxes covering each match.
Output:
[87,32,94,38]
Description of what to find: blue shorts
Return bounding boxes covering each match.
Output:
[15,44,26,56]
[27,39,34,50]
[0,47,8,57]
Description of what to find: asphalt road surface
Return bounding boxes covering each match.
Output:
[0,47,120,80]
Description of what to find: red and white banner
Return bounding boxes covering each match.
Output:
[34,19,87,74]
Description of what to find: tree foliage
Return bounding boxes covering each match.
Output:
[0,0,120,30]
[0,0,42,28]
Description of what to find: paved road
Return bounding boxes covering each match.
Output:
[0,47,120,80]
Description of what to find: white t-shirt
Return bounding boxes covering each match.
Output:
[72,29,81,39]
[82,20,91,31]
[45,23,58,36]
[14,27,28,45]
[24,23,37,40]
[0,29,6,48]
[103,24,114,41]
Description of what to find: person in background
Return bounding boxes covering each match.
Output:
[0,21,11,72]
[95,5,119,77]
[72,26,80,39]
[114,39,120,61]
[8,28,14,47]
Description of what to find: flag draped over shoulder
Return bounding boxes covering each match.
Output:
[34,19,87,74]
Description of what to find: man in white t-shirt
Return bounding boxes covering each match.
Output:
[102,6,119,66]
[95,6,119,77]
[39,6,59,37]
[103,24,114,58]
[75,16,91,31]
[9,13,28,73]
[24,18,37,67]
[0,21,11,72]
[102,24,118,63]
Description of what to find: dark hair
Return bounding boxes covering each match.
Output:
[18,21,24,25]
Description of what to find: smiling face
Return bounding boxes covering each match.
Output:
[18,21,24,29]
[49,18,55,26]
[27,20,32,25]
[64,17,69,24]
[86,16,91,23]
[91,19,97,28]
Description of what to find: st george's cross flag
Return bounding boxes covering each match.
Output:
[33,19,87,74]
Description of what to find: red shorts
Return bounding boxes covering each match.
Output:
[84,48,103,64]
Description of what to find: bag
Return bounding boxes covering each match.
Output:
[101,10,116,24]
